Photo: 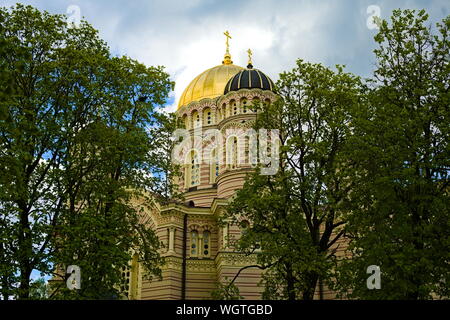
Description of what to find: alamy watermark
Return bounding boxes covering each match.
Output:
[66,5,81,28]
[66,265,81,290]
[367,5,382,30]
[366,265,381,289]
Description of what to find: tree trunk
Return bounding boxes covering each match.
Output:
[17,200,32,299]
[285,262,296,300]
[302,272,319,300]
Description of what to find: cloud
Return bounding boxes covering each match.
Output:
[2,0,449,112]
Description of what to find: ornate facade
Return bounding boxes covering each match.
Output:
[130,37,279,300]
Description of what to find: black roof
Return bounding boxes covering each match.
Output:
[224,64,275,94]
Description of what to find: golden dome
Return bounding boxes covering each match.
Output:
[178,63,243,109]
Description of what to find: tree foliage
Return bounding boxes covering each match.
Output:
[226,9,449,301]
[332,9,450,300]
[0,4,174,299]
[225,61,362,300]
[211,278,243,300]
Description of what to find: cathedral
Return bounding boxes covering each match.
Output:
[124,32,279,300]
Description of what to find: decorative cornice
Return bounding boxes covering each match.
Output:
[161,256,183,271]
[215,252,258,267]
[187,221,216,232]
[216,167,253,184]
[211,198,229,217]
[160,203,211,215]
[158,256,217,273]
[219,117,256,132]
[177,88,278,119]
[187,259,216,273]
[218,88,277,106]
[178,98,219,117]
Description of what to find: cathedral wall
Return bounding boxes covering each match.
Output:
[141,258,183,300]
[183,188,218,207]
[200,163,211,186]
[215,253,263,300]
[137,78,280,301]
[173,226,184,254]
[313,232,351,300]
[216,169,251,199]
[185,259,217,299]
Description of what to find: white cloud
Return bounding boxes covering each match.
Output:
[3,0,449,112]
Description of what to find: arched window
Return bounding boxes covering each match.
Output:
[192,110,200,128]
[191,230,199,257]
[185,150,200,188]
[232,137,238,169]
[210,148,219,183]
[121,254,140,299]
[242,99,248,113]
[245,137,250,166]
[240,220,250,237]
[190,151,200,186]
[121,264,131,297]
[228,100,235,116]
[226,136,239,170]
[203,107,212,125]
[182,114,189,129]
[203,231,210,257]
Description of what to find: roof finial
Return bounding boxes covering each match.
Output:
[247,48,253,69]
[222,30,233,65]
[224,31,231,54]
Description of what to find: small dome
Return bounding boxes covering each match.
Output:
[224,64,275,94]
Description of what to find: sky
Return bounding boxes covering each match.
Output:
[2,0,448,113]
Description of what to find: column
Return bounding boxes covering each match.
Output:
[168,227,175,253]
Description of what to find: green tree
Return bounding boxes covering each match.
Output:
[0,8,23,300]
[29,277,49,299]
[0,4,174,299]
[211,277,243,300]
[225,60,362,300]
[147,111,182,205]
[333,10,450,299]
[51,56,172,299]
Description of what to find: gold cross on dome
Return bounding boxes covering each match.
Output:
[247,48,253,65]
[224,30,232,53]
